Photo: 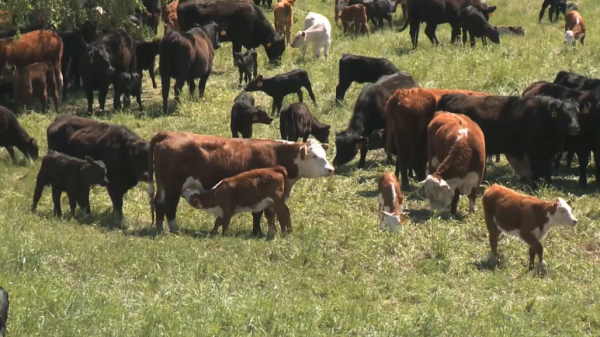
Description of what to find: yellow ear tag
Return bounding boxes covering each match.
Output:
[266,42,272,47]
[253,115,258,122]
[220,30,226,36]
[489,13,494,17]
[551,110,557,118]
[401,217,408,225]
[257,81,263,87]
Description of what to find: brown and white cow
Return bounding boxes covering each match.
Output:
[564,10,585,46]
[182,166,291,235]
[482,184,577,271]
[377,172,407,231]
[422,112,485,216]
[148,132,334,235]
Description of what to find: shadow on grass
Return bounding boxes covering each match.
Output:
[407,208,431,224]
[471,254,505,271]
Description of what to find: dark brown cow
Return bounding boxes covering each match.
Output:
[148,132,334,235]
[280,102,330,144]
[0,62,59,113]
[162,0,180,31]
[341,4,369,36]
[0,105,38,162]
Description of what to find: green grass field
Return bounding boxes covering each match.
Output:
[1,0,600,335]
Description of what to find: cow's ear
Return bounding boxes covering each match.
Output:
[300,145,309,160]
[85,155,95,164]
[252,112,258,122]
[487,6,497,14]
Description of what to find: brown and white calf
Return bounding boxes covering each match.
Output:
[182,166,291,235]
[422,112,486,216]
[482,184,578,270]
[340,4,369,36]
[564,10,585,46]
[377,172,407,231]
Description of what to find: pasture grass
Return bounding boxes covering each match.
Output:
[2,0,600,335]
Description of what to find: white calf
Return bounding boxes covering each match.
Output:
[290,12,331,59]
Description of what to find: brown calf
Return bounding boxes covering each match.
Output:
[162,0,180,31]
[482,184,577,270]
[280,102,330,144]
[341,4,369,36]
[0,62,59,113]
[385,87,489,188]
[182,166,291,235]
[564,10,585,46]
[422,112,485,216]
[274,0,294,44]
[378,172,406,231]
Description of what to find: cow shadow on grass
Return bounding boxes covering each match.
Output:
[471,254,505,271]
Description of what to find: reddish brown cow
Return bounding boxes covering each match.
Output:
[182,166,291,235]
[341,4,369,36]
[377,172,407,232]
[0,62,59,113]
[564,10,585,46]
[422,111,485,216]
[385,88,489,188]
[162,0,180,31]
[482,184,577,271]
[0,30,63,96]
[148,132,334,235]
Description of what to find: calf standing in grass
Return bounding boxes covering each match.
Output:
[565,10,585,46]
[341,4,369,36]
[378,172,407,232]
[244,68,316,115]
[0,105,38,162]
[280,103,330,143]
[460,6,500,47]
[136,39,161,89]
[0,62,59,113]
[230,92,273,138]
[290,12,331,59]
[482,184,577,271]
[422,112,485,216]
[181,166,292,235]
[233,48,258,86]
[274,0,295,44]
[114,72,143,111]
[32,151,110,217]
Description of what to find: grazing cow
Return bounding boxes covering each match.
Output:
[437,94,581,183]
[60,30,88,99]
[422,112,485,216]
[136,39,161,89]
[0,105,38,162]
[522,81,600,187]
[162,0,180,31]
[177,0,286,64]
[230,92,272,138]
[496,26,525,36]
[567,3,578,12]
[335,54,399,103]
[244,68,316,116]
[274,0,294,44]
[31,151,109,217]
[0,287,7,337]
[47,115,150,218]
[553,71,600,92]
[79,30,136,113]
[398,0,496,49]
[182,166,291,235]
[564,10,585,46]
[539,0,567,23]
[347,0,395,29]
[378,172,406,232]
[341,4,369,36]
[280,103,331,144]
[114,72,143,111]
[334,72,420,169]
[385,88,488,188]
[148,132,334,235]
[0,62,59,114]
[290,12,331,59]
[159,24,217,114]
[233,48,258,86]
[482,184,577,271]
[0,30,63,96]
[460,5,500,47]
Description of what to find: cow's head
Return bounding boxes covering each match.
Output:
[251,106,273,125]
[313,125,331,145]
[26,138,39,161]
[479,4,497,21]
[295,139,334,178]
[509,26,525,36]
[487,26,501,44]
[244,75,264,92]
[199,21,222,50]
[421,175,453,213]
[548,98,580,136]
[264,34,285,64]
[87,46,114,74]
[333,130,367,166]
[233,51,244,67]
[0,62,16,84]
[547,198,577,227]
[380,211,408,232]
[128,140,150,182]
[81,156,110,187]
[290,31,307,49]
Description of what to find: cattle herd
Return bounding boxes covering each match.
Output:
[0,0,594,331]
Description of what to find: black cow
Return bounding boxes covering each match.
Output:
[230,92,272,138]
[46,115,150,218]
[233,48,258,86]
[114,72,143,111]
[523,81,600,187]
[437,94,581,183]
[244,68,316,116]
[539,0,567,23]
[553,71,600,92]
[177,0,286,64]
[349,0,395,29]
[59,30,88,100]
[32,151,109,217]
[280,103,331,144]
[334,72,419,168]
[159,23,218,114]
[496,26,525,36]
[460,5,500,47]
[79,30,137,113]
[335,54,399,103]
[0,105,38,162]
[398,0,497,49]
[0,287,7,337]
[253,0,273,9]
[136,39,161,89]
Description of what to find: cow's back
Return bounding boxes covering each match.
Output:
[47,116,101,153]
[0,30,62,67]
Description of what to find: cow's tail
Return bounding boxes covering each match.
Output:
[147,132,168,225]
[397,3,409,32]
[284,3,291,20]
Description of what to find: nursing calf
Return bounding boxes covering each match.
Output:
[280,103,330,144]
[230,92,272,138]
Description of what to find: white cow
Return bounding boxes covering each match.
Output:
[290,12,331,59]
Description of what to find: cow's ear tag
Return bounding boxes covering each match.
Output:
[253,115,258,122]
[266,42,272,47]
[551,110,557,118]
[257,81,263,87]
[220,30,226,36]
[489,13,493,17]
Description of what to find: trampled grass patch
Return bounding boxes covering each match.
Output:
[1,0,599,335]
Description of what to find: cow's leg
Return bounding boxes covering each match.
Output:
[31,177,45,212]
[335,79,351,103]
[462,28,468,45]
[107,185,124,219]
[273,97,284,116]
[163,188,181,234]
[136,93,143,111]
[468,187,477,213]
[296,90,304,103]
[271,99,277,116]
[274,203,291,234]
[424,23,439,45]
[238,70,243,86]
[98,86,109,112]
[554,152,562,169]
[548,5,555,22]
[86,88,94,113]
[576,149,590,187]
[566,150,575,168]
[6,147,15,162]
[198,72,210,98]
[149,67,157,89]
[264,209,277,235]
[252,211,263,236]
[154,186,166,232]
[409,21,420,49]
[187,79,196,97]
[304,81,317,104]
[301,45,307,58]
[386,13,392,29]
[485,211,500,259]
[313,44,320,59]
[212,217,222,234]
[450,190,460,217]
[324,41,330,60]
[220,216,232,236]
[470,32,476,48]
[113,84,122,111]
[51,86,59,113]
[174,76,186,103]
[67,190,77,217]
[39,90,48,114]
[77,187,91,214]
[52,186,63,217]
[521,232,544,271]
[539,2,549,22]
[358,145,367,169]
